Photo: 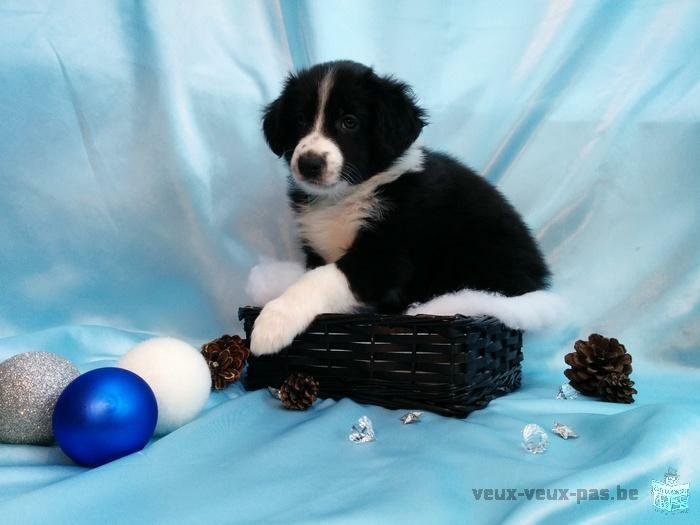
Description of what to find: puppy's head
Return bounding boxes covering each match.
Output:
[263,61,426,195]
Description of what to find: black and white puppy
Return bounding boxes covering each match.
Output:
[251,60,550,355]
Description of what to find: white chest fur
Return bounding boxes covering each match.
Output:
[294,143,426,263]
[296,188,382,263]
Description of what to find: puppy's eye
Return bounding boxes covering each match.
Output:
[296,113,307,127]
[340,114,359,130]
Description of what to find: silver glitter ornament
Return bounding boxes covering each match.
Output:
[0,352,80,445]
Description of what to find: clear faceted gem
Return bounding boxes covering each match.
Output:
[349,415,375,443]
[522,423,549,454]
[556,383,580,400]
[267,387,281,400]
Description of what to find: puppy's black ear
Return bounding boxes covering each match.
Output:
[371,75,427,161]
[262,96,285,157]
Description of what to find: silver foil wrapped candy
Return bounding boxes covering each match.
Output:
[552,421,579,439]
[349,415,375,443]
[400,411,423,424]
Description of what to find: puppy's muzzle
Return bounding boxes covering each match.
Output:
[297,152,326,181]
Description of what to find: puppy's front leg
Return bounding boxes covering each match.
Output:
[250,263,359,355]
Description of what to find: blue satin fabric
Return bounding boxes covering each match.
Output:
[1,1,699,523]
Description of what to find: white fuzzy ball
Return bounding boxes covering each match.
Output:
[118,337,211,435]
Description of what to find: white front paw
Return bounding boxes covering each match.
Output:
[250,301,300,356]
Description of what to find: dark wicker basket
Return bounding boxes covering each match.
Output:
[239,306,523,418]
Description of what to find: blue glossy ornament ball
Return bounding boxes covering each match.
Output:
[53,367,158,467]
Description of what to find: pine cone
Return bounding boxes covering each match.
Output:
[564,333,632,396]
[598,372,637,403]
[201,334,250,390]
[279,372,319,410]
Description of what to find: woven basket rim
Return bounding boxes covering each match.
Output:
[238,305,506,327]
[240,305,523,418]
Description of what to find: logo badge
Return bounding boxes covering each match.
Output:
[652,468,689,513]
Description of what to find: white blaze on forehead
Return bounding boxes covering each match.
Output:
[313,69,335,132]
[291,69,343,192]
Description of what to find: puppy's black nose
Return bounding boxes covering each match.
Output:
[297,153,326,180]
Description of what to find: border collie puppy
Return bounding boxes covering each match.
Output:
[251,60,550,355]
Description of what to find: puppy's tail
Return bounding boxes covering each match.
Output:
[406,289,567,331]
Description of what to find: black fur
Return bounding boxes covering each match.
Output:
[263,61,550,313]
[336,151,550,312]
